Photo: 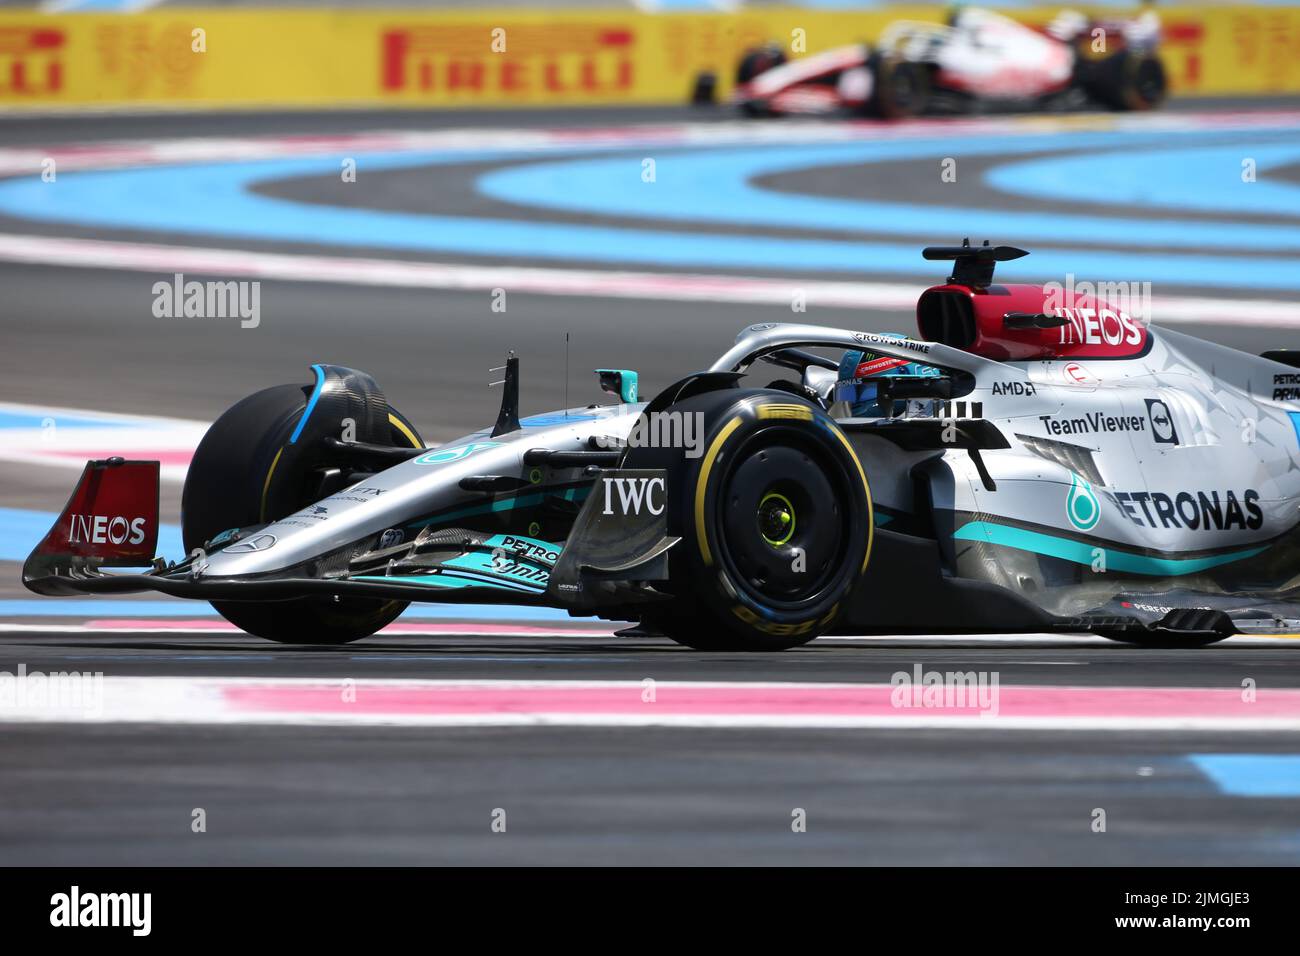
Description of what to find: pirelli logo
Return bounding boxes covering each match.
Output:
[757,404,813,422]
[0,26,65,96]
[939,400,983,419]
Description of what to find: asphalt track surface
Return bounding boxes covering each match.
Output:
[2,102,1300,866]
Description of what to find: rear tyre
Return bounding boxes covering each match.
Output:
[181,381,424,645]
[624,389,873,650]
[868,54,930,118]
[1080,49,1167,111]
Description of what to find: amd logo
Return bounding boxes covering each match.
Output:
[67,514,147,546]
[601,477,665,516]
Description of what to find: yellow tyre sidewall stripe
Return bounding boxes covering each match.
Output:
[694,415,744,567]
[388,411,423,449]
[259,446,285,523]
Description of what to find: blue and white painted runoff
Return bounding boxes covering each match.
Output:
[476,133,1300,250]
[986,142,1300,216]
[1,113,1299,291]
[1190,754,1300,797]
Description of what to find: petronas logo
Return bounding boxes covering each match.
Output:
[1067,473,1100,531]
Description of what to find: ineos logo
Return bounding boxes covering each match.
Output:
[67,514,147,546]
[601,477,665,516]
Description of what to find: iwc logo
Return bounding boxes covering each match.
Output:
[1066,473,1100,531]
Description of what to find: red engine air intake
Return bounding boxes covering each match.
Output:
[917,283,1149,361]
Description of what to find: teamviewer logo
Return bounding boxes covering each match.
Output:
[1145,399,1179,445]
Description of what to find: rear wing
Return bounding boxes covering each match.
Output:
[23,458,160,595]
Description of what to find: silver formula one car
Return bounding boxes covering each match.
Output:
[24,242,1300,649]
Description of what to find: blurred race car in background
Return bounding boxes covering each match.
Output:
[694,6,1167,118]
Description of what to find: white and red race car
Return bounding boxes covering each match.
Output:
[695,7,1166,118]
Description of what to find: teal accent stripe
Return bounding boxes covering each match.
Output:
[955,521,1267,576]
[442,553,549,590]
[433,491,548,523]
[416,485,591,525]
[355,571,539,593]
[355,574,469,589]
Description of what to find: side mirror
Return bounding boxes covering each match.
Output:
[596,368,639,404]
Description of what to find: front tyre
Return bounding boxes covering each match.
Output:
[736,44,787,85]
[626,389,873,650]
[181,378,424,645]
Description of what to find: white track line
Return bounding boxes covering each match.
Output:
[0,622,1295,645]
[1,675,1298,730]
[4,112,1299,173]
[0,400,206,481]
[2,232,1295,326]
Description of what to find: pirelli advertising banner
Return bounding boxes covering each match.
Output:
[1,6,1298,111]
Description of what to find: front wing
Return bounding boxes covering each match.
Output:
[23,461,679,614]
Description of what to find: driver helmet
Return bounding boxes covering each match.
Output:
[836,334,941,417]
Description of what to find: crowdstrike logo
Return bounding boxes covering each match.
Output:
[49,886,151,936]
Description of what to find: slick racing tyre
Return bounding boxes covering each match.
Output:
[736,43,787,85]
[734,44,787,117]
[1080,49,1167,111]
[181,378,424,645]
[624,389,873,650]
[867,54,930,118]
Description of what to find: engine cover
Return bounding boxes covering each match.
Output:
[917,282,1150,361]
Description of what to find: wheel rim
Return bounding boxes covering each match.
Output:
[758,492,796,547]
[715,430,852,608]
